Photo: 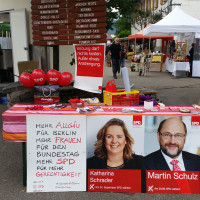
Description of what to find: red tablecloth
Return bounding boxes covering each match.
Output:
[2,104,199,142]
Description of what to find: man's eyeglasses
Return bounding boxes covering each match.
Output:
[159,132,186,140]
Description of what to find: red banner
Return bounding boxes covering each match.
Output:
[133,115,143,125]
[75,44,105,77]
[88,169,141,193]
[146,170,200,194]
[191,116,200,126]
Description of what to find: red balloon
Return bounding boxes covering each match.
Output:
[19,73,35,87]
[58,72,73,86]
[46,69,61,85]
[32,69,46,85]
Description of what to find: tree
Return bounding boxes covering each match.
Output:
[106,0,139,30]
[105,0,162,32]
[115,15,131,34]
[131,10,162,31]
[114,15,131,38]
[117,30,131,38]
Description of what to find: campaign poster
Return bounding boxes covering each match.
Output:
[144,116,200,194]
[26,115,86,192]
[86,115,145,193]
[73,43,105,93]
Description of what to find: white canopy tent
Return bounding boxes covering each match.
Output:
[143,6,200,77]
[143,6,200,38]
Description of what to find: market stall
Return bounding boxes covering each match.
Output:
[128,24,173,72]
[165,57,190,77]
[143,6,200,77]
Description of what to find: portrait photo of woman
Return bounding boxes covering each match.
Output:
[87,118,144,170]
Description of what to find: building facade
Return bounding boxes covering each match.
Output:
[130,0,200,53]
[131,0,200,35]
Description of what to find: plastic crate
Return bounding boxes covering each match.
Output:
[103,89,139,106]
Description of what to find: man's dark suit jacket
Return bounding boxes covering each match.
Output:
[144,149,200,171]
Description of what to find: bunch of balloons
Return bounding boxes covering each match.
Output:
[19,69,73,87]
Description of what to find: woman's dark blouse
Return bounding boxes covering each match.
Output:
[87,154,144,170]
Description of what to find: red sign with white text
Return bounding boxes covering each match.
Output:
[75,44,105,77]
[191,116,200,126]
[133,115,143,125]
[146,170,200,194]
[88,169,141,193]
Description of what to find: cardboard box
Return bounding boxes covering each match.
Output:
[18,61,39,75]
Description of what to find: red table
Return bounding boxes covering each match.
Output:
[3,104,198,142]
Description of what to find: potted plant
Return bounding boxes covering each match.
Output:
[130,65,136,72]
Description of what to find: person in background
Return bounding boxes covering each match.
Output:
[120,40,127,70]
[105,43,111,67]
[108,38,121,79]
[170,40,176,58]
[106,43,111,55]
[189,43,194,77]
[139,51,146,76]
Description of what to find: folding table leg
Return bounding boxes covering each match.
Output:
[22,142,27,186]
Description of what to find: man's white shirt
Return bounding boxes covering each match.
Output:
[161,150,186,171]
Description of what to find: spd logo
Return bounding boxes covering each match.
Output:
[133,115,142,125]
[191,116,200,126]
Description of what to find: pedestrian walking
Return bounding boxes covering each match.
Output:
[108,38,121,79]
[120,40,127,70]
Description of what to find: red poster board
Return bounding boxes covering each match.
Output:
[75,44,105,77]
[88,169,141,193]
[146,170,200,194]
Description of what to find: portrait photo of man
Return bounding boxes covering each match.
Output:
[144,117,200,171]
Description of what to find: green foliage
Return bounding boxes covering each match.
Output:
[106,0,139,30]
[0,22,11,37]
[106,1,162,33]
[115,15,131,35]
[131,10,163,31]
[130,65,136,69]
[115,15,131,38]
[117,30,131,38]
[150,12,163,24]
[106,0,139,16]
